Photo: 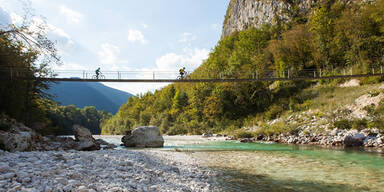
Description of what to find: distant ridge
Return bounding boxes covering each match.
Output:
[47,81,133,114]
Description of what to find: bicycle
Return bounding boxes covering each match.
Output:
[92,73,105,79]
[177,71,190,80]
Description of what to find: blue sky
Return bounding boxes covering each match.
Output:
[0,0,230,94]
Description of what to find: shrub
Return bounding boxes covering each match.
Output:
[233,130,254,139]
[360,76,384,85]
[363,104,376,114]
[333,119,352,130]
[166,125,188,135]
[265,104,284,120]
[351,119,368,131]
[289,98,297,111]
[368,120,384,132]
[369,91,380,97]
[257,121,299,136]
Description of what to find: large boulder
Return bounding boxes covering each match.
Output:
[121,126,164,148]
[73,125,100,151]
[0,118,41,152]
[0,129,34,152]
[344,133,365,147]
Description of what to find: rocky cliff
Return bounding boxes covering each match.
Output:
[222,0,317,37]
[222,0,378,37]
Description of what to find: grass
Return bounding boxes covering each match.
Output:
[304,82,382,113]
[233,130,254,139]
[245,80,384,136]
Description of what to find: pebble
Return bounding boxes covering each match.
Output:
[0,149,218,191]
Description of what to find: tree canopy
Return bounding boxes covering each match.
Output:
[101,0,384,135]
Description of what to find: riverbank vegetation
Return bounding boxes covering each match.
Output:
[0,19,111,135]
[0,21,59,134]
[102,0,384,135]
[45,102,112,135]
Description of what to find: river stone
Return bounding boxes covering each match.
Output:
[344,133,365,147]
[202,133,213,138]
[0,120,42,152]
[73,125,93,141]
[121,126,164,148]
[73,125,100,151]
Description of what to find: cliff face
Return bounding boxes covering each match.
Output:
[222,0,318,37]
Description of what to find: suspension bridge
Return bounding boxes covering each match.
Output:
[2,67,384,83]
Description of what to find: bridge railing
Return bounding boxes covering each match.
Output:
[0,66,383,80]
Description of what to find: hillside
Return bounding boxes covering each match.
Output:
[48,81,133,114]
[101,0,384,135]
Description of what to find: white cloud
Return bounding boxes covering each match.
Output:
[104,48,210,95]
[29,18,74,55]
[48,25,75,55]
[52,62,88,78]
[53,62,86,71]
[155,48,209,71]
[59,5,83,24]
[98,43,121,65]
[179,32,197,43]
[97,43,129,70]
[128,29,147,44]
[10,12,23,24]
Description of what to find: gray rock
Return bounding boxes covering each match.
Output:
[76,140,99,151]
[95,139,109,145]
[0,123,41,152]
[121,126,164,148]
[330,128,340,136]
[102,144,117,150]
[0,172,15,180]
[73,125,93,141]
[0,163,9,173]
[73,125,100,151]
[222,0,317,37]
[202,133,213,138]
[344,133,366,147]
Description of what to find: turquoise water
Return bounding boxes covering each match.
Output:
[169,140,384,170]
[164,138,384,192]
[101,136,384,191]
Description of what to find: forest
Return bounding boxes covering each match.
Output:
[101,0,384,135]
[0,22,111,135]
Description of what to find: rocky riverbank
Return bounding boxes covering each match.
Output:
[0,115,116,152]
[236,128,384,148]
[231,85,384,149]
[0,149,219,192]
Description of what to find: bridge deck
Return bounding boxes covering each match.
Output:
[3,68,384,83]
[36,73,384,83]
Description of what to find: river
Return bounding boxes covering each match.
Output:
[96,135,384,192]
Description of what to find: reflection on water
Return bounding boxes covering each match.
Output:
[98,135,384,192]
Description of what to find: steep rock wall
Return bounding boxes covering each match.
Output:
[222,0,317,37]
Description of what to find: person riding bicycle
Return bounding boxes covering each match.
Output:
[95,67,101,79]
[179,67,186,79]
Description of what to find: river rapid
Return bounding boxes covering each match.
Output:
[98,135,384,192]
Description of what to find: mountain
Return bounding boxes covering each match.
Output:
[47,81,133,114]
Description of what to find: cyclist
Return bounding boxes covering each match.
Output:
[179,67,186,79]
[95,67,101,79]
